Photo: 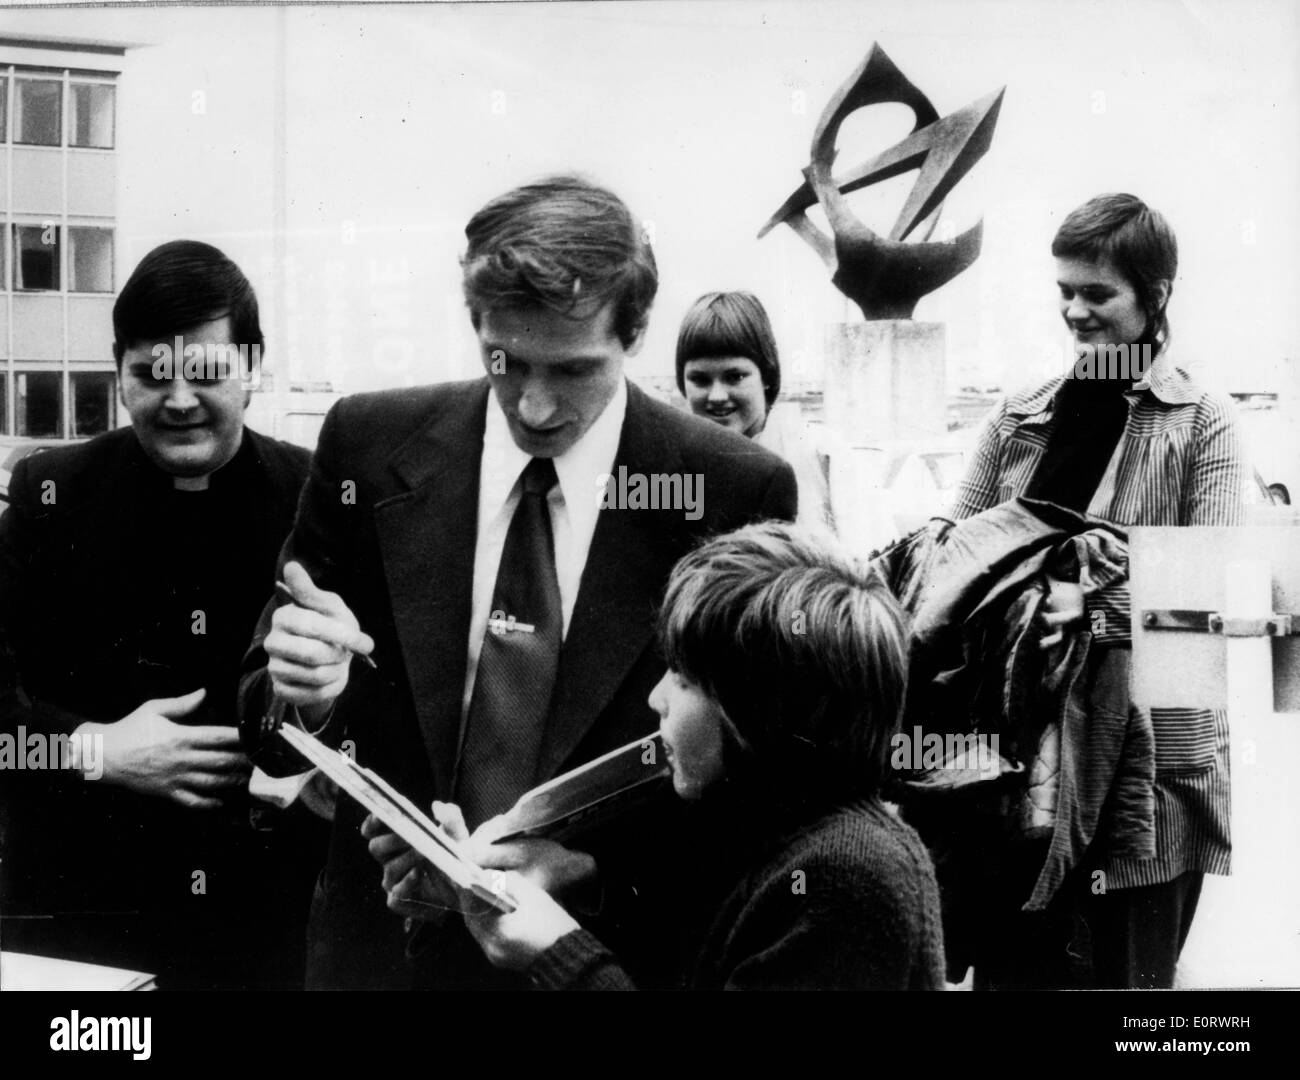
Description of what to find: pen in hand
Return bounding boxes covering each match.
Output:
[275,578,379,670]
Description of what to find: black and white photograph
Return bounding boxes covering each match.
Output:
[0,0,1296,1044]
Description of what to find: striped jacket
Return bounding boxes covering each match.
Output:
[949,354,1248,888]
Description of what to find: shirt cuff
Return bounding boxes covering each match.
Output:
[248,766,337,821]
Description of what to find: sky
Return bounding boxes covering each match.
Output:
[5,0,1298,401]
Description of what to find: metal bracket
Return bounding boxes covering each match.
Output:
[1140,609,1297,637]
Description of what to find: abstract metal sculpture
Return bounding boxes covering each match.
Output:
[760,44,1004,320]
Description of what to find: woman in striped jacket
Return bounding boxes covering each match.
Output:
[949,193,1249,988]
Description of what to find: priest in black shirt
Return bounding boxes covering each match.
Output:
[0,241,324,988]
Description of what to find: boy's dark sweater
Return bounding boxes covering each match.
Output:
[529,796,946,990]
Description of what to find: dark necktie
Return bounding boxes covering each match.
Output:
[456,456,563,830]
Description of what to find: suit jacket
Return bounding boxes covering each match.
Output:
[0,426,322,988]
[238,378,798,988]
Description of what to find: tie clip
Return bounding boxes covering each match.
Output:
[488,612,535,636]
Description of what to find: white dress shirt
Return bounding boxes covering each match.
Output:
[254,379,629,818]
[461,378,628,721]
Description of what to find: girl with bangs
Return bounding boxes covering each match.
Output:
[675,292,836,533]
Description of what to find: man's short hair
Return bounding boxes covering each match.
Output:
[461,174,658,349]
[113,240,263,365]
[659,521,910,809]
[675,291,782,409]
[1051,192,1178,351]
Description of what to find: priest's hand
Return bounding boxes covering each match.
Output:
[80,688,250,809]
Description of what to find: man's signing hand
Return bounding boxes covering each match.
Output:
[264,560,374,722]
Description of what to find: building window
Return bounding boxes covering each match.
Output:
[69,81,115,149]
[0,377,8,436]
[13,225,61,291]
[1,221,7,290]
[14,78,63,147]
[0,75,8,143]
[71,372,115,437]
[69,227,113,293]
[15,372,64,438]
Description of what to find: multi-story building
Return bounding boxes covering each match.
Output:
[2,34,125,442]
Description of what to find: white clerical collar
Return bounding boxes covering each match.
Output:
[480,376,628,524]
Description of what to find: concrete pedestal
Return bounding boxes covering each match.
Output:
[823,320,946,447]
[823,320,947,554]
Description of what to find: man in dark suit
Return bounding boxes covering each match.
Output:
[239,175,797,988]
[0,241,325,988]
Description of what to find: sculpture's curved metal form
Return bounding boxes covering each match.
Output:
[760,44,1005,320]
